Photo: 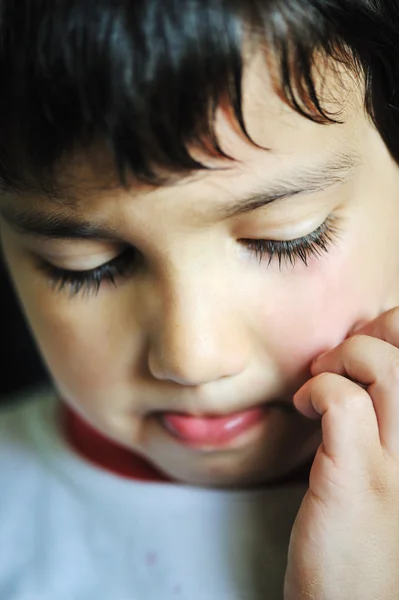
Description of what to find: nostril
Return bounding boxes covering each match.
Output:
[147,344,246,387]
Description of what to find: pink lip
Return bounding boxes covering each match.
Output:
[161,406,267,447]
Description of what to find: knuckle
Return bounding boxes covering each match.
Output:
[311,372,367,410]
[308,372,335,402]
[343,333,366,355]
[312,371,335,389]
[313,373,370,412]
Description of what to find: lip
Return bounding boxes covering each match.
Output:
[160,404,272,449]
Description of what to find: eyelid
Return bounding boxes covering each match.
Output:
[19,228,123,259]
[237,205,333,240]
[233,182,344,229]
[38,249,122,271]
[255,213,331,240]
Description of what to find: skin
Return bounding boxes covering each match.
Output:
[284,311,399,599]
[1,53,399,492]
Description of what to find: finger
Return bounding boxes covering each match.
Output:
[294,372,382,471]
[311,334,394,383]
[351,306,399,345]
[311,335,399,457]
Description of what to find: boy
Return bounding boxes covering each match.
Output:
[0,0,398,598]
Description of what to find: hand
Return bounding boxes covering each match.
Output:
[284,307,399,600]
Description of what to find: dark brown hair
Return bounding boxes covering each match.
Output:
[0,0,398,193]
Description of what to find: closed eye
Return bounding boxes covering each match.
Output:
[37,246,139,296]
[240,215,340,268]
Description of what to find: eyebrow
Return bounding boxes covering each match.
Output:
[0,152,360,241]
[218,151,360,219]
[0,206,121,241]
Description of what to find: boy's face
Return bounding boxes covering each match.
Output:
[2,56,399,487]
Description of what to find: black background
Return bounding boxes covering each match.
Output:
[0,259,48,401]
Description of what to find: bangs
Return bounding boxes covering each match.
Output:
[0,0,398,194]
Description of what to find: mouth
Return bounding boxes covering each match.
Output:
[158,401,294,449]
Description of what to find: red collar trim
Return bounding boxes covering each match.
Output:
[60,403,171,483]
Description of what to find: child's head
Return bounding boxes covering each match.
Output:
[1,0,399,487]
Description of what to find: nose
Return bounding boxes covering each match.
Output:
[146,275,250,386]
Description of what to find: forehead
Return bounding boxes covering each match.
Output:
[227,52,362,154]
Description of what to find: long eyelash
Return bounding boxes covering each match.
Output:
[37,248,138,297]
[242,215,340,269]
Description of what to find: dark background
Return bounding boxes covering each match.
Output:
[1,259,48,401]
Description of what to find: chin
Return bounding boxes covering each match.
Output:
[149,450,312,489]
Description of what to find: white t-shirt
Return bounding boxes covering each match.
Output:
[0,387,308,600]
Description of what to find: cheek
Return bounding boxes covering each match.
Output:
[14,279,130,397]
[260,256,378,374]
